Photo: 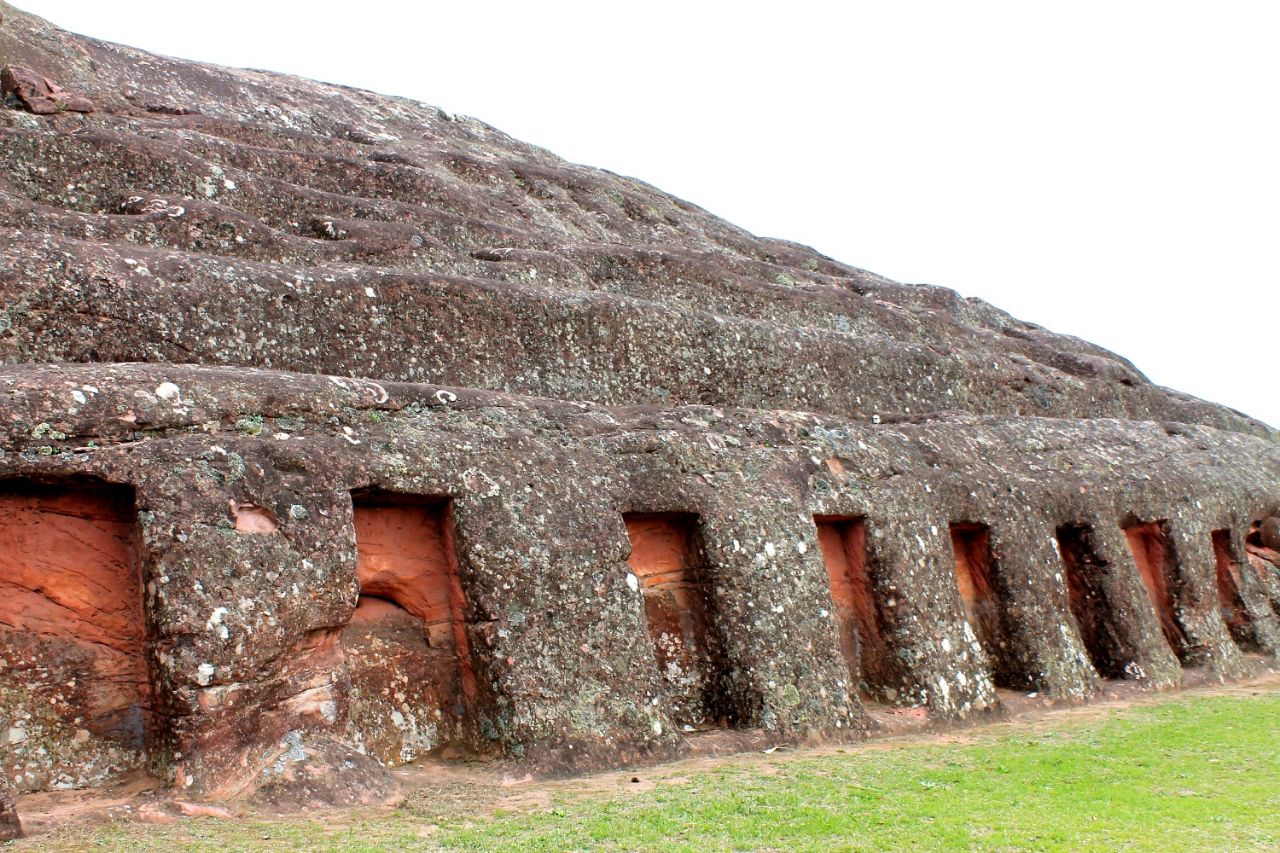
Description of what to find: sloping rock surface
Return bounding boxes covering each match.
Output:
[0,4,1267,435]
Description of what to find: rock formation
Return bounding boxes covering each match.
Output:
[0,770,19,839]
[1,1,1278,818]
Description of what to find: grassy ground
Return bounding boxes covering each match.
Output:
[14,686,1280,851]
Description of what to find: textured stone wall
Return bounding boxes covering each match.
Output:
[0,481,150,792]
[815,517,900,702]
[0,0,1278,815]
[0,770,19,839]
[0,364,1275,798]
[345,493,493,764]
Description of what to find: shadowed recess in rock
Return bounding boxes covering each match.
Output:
[1211,529,1255,650]
[814,516,896,701]
[1122,519,1192,662]
[950,522,1025,689]
[1245,522,1280,621]
[0,479,151,792]
[624,513,737,730]
[1056,523,1130,679]
[344,491,489,764]
[231,501,278,534]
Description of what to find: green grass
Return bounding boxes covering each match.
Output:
[17,689,1280,851]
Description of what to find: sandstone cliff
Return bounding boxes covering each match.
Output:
[1,2,1277,819]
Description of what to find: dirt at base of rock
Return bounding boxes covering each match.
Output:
[398,781,501,823]
[248,734,399,813]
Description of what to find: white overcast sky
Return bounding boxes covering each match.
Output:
[17,1,1280,427]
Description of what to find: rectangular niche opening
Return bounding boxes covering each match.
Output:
[1211,529,1256,651]
[623,512,737,731]
[0,479,151,792]
[347,490,491,764]
[1122,519,1193,662]
[814,516,895,701]
[1244,523,1280,619]
[949,522,1023,689]
[1055,524,1128,679]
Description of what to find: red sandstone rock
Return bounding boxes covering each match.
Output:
[135,798,232,823]
[135,803,177,825]
[1,64,94,113]
[625,513,734,728]
[0,0,1278,825]
[232,501,279,533]
[0,483,151,790]
[1212,529,1253,647]
[1123,521,1196,663]
[345,493,492,764]
[950,523,1022,688]
[1056,524,1134,680]
[173,800,233,819]
[1260,517,1280,552]
[249,733,398,812]
[1246,542,1280,569]
[816,517,898,700]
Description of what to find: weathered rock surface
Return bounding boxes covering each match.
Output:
[0,7,1268,435]
[0,770,19,839]
[1,63,94,114]
[0,0,1277,819]
[247,732,398,812]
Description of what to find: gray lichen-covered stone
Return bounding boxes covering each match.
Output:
[0,770,19,839]
[1,363,1277,799]
[0,0,1277,813]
